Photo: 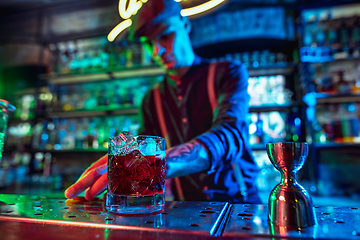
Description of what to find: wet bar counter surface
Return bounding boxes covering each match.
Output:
[0,194,359,240]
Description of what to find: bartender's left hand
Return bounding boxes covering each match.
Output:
[65,154,108,201]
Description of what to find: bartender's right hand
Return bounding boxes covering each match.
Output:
[65,154,108,201]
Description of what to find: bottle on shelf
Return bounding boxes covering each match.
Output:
[335,70,351,94]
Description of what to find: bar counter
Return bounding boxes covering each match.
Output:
[0,194,359,240]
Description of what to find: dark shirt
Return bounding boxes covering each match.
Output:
[139,56,261,203]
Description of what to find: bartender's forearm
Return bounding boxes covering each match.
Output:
[165,140,210,179]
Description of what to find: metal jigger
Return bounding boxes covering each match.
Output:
[266,142,317,230]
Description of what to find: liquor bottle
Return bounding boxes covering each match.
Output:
[315,18,326,47]
[48,119,58,149]
[336,70,350,94]
[328,18,340,49]
[110,84,122,107]
[97,85,109,107]
[81,54,91,70]
[75,120,83,149]
[39,122,50,150]
[97,122,106,149]
[141,44,152,65]
[132,43,142,66]
[69,52,81,73]
[255,113,264,143]
[100,51,109,69]
[324,104,336,141]
[122,87,135,107]
[81,118,90,149]
[91,51,102,69]
[332,104,343,142]
[339,18,350,57]
[87,121,95,149]
[61,120,75,150]
[58,118,68,149]
[32,122,43,149]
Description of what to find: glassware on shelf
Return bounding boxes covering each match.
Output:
[248,75,292,107]
[248,111,286,145]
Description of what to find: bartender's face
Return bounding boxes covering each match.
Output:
[139,15,192,70]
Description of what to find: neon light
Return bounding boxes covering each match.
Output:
[119,0,135,19]
[181,0,225,17]
[107,0,226,42]
[0,216,181,234]
[107,19,132,42]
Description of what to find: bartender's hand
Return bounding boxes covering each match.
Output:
[65,140,210,200]
[65,154,108,201]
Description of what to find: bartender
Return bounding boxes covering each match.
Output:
[65,0,261,204]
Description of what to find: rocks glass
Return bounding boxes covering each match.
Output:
[106,133,166,214]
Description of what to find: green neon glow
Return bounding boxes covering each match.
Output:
[0,132,5,160]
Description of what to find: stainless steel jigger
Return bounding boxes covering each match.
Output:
[266,142,317,229]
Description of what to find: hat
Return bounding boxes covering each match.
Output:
[129,0,182,41]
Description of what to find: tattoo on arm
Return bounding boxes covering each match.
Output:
[165,140,210,178]
[166,141,200,162]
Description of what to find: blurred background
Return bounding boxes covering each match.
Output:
[1,0,360,206]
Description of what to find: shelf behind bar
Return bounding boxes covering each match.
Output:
[313,142,360,148]
[249,103,292,113]
[44,108,138,118]
[31,148,108,153]
[248,65,294,77]
[40,65,294,85]
[315,92,360,104]
[41,65,166,85]
[40,105,292,119]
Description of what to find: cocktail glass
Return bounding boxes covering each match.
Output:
[106,134,166,214]
[0,100,16,160]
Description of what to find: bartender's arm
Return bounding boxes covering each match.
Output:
[64,140,210,200]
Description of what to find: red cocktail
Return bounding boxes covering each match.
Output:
[108,150,165,196]
[106,134,165,214]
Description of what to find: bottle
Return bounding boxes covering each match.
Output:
[39,122,50,150]
[62,120,75,150]
[336,70,350,94]
[48,119,58,149]
[255,113,264,143]
[329,18,340,49]
[81,54,91,70]
[315,18,326,47]
[323,108,334,142]
[339,18,350,57]
[100,50,109,69]
[75,120,83,149]
[110,84,122,107]
[69,52,81,73]
[91,51,102,69]
[97,85,109,107]
[122,87,135,107]
[32,122,43,149]
[332,104,343,142]
[58,118,68,150]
